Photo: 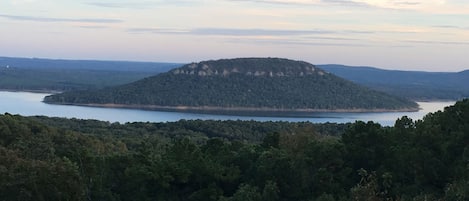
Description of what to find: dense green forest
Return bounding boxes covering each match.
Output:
[320,65,469,100]
[1,99,468,200]
[2,56,468,101]
[0,56,179,91]
[44,58,418,112]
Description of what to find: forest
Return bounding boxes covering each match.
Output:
[2,56,468,102]
[44,58,418,112]
[320,65,469,101]
[0,99,468,201]
[0,56,178,92]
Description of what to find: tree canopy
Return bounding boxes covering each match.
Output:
[44,58,418,113]
[0,99,468,200]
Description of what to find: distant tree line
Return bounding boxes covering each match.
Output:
[0,67,158,92]
[0,56,179,92]
[0,99,468,200]
[320,65,469,101]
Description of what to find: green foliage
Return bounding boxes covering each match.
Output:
[223,184,261,201]
[0,99,468,200]
[30,117,349,143]
[0,56,179,92]
[320,64,469,100]
[44,58,418,112]
[0,67,157,91]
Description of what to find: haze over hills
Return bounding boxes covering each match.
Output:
[0,56,178,72]
[319,64,469,101]
[1,56,467,102]
[0,57,469,101]
[44,58,418,114]
[0,56,179,91]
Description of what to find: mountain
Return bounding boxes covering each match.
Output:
[4,56,466,101]
[0,56,180,91]
[44,58,418,114]
[319,64,469,100]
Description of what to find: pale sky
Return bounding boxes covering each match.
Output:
[1,0,468,71]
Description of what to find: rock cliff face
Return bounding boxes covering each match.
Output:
[44,57,419,114]
[170,58,325,77]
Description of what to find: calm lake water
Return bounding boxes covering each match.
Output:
[0,91,456,126]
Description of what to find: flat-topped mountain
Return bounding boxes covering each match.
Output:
[44,58,418,114]
[171,58,324,77]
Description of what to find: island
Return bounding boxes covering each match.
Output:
[43,58,419,115]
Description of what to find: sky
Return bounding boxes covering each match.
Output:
[1,0,468,71]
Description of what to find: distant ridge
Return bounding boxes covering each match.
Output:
[319,64,469,100]
[0,56,181,92]
[44,58,418,115]
[3,56,467,101]
[0,56,179,72]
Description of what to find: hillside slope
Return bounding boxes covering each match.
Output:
[319,64,469,100]
[0,56,179,91]
[44,58,418,114]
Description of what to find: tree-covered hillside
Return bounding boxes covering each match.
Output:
[0,56,180,91]
[320,64,469,100]
[0,99,468,200]
[44,58,418,113]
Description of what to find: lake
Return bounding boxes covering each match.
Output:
[0,91,455,126]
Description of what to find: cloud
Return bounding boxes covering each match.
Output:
[228,0,469,14]
[227,0,311,6]
[78,25,110,29]
[320,0,371,7]
[128,28,191,34]
[391,1,421,6]
[359,0,453,12]
[0,14,123,23]
[86,2,159,9]
[191,28,335,36]
[10,0,37,5]
[402,40,469,46]
[303,36,361,41]
[128,27,342,36]
[433,25,469,30]
[127,27,373,47]
[86,0,197,9]
[86,2,129,8]
[228,0,372,7]
[225,37,369,47]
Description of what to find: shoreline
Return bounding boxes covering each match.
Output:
[43,102,421,115]
[0,89,462,102]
